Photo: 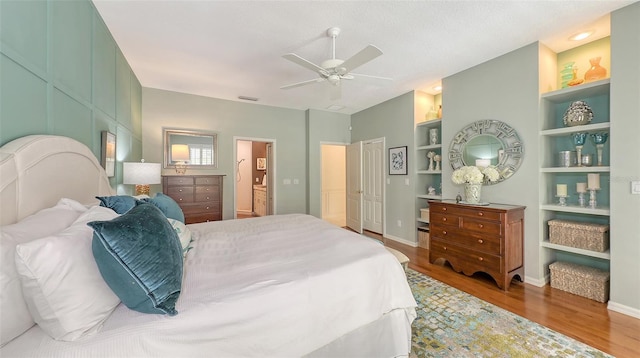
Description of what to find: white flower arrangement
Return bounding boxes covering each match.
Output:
[451,165,500,185]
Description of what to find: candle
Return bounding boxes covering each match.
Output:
[475,159,490,168]
[557,184,567,196]
[587,173,600,190]
[576,182,587,193]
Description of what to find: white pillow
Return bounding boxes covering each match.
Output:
[168,218,193,257]
[0,198,86,346]
[14,206,120,341]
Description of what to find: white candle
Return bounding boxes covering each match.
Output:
[576,182,587,193]
[475,159,490,168]
[557,184,567,196]
[587,173,600,190]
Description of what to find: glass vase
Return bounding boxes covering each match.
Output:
[464,183,482,204]
[584,56,607,82]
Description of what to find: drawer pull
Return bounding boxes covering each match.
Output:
[478,239,484,244]
[442,231,447,235]
[442,217,447,222]
[478,224,484,228]
[179,189,183,192]
[206,196,210,200]
[443,246,447,251]
[478,257,484,261]
[478,212,484,216]
[179,198,183,201]
[442,207,447,211]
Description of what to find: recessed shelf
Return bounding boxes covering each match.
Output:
[541,78,610,103]
[416,119,442,128]
[541,240,611,260]
[540,122,610,136]
[417,194,442,200]
[417,144,442,150]
[417,218,429,224]
[541,204,610,216]
[541,166,610,173]
[416,170,442,175]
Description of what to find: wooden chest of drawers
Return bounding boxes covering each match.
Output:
[428,200,525,290]
[162,175,223,224]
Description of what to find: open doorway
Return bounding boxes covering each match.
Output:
[321,144,346,227]
[234,137,275,219]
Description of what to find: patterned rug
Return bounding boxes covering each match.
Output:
[406,269,613,358]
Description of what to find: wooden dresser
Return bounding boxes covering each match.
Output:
[162,175,223,224]
[428,200,525,290]
[253,185,267,217]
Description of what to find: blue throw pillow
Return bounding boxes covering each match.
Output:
[88,204,183,316]
[139,193,185,223]
[96,195,138,214]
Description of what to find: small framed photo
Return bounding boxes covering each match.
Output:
[101,131,116,177]
[257,157,266,170]
[389,146,408,175]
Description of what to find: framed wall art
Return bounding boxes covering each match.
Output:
[101,131,116,177]
[257,157,266,170]
[389,146,407,175]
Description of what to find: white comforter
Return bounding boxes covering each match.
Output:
[2,214,417,357]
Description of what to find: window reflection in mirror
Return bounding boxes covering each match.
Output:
[164,129,218,169]
[463,135,504,167]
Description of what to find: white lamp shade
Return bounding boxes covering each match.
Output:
[123,162,161,185]
[171,144,190,162]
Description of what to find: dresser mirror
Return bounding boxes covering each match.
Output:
[449,119,524,184]
[163,129,218,169]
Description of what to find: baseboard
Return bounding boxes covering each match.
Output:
[607,301,640,319]
[384,234,418,247]
[524,275,548,287]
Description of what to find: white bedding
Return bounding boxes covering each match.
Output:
[1,214,417,357]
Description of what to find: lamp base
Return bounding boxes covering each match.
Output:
[175,162,187,175]
[134,184,150,196]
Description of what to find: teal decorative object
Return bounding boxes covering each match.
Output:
[590,132,609,166]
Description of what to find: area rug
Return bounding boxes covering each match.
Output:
[406,268,613,358]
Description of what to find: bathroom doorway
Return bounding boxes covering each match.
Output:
[234,137,275,219]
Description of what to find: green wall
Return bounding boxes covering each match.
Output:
[0,0,142,189]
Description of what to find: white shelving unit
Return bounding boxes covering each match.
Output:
[539,78,611,274]
[415,119,442,246]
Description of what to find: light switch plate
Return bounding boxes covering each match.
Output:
[632,180,640,194]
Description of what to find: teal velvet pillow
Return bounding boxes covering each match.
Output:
[139,193,185,223]
[96,195,138,215]
[88,204,183,316]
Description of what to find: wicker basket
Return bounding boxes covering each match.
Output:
[420,208,429,220]
[548,219,609,252]
[418,226,429,249]
[549,261,609,302]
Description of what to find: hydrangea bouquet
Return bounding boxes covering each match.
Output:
[451,165,500,185]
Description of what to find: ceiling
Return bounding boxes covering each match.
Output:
[92,1,634,115]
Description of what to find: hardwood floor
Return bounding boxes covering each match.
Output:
[363,231,640,357]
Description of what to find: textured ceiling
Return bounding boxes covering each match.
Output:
[92,0,634,114]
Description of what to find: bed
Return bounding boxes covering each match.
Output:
[0,135,417,357]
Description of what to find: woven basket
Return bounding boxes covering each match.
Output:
[549,261,609,302]
[418,227,429,249]
[548,219,609,252]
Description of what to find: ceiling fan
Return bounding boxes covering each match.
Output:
[280,27,391,99]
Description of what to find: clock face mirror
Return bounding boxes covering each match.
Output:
[449,120,524,184]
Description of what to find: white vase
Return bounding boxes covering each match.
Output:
[429,128,439,145]
[464,183,482,204]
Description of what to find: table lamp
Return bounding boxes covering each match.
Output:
[123,160,161,195]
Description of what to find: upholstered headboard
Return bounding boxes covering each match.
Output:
[0,135,115,225]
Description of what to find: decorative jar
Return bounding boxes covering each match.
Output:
[464,183,482,204]
[584,57,607,82]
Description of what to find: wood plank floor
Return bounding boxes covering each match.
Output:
[363,231,640,357]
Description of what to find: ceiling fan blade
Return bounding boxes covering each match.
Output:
[280,78,324,90]
[338,45,383,73]
[282,53,327,74]
[350,72,393,82]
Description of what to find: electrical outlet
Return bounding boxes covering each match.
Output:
[397,220,402,227]
[283,179,291,185]
[293,178,299,184]
[632,180,640,194]
[255,178,259,182]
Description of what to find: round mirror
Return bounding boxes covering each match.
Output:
[449,120,524,184]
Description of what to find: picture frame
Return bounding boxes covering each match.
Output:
[389,146,408,175]
[101,131,116,177]
[257,157,266,170]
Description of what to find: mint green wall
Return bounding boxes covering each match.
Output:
[351,92,415,241]
[306,109,351,218]
[609,1,640,316]
[0,0,142,189]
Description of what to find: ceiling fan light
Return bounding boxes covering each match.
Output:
[328,74,341,85]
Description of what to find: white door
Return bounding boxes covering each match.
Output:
[346,141,363,233]
[363,140,383,233]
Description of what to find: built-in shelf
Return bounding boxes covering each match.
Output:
[541,78,610,102]
[417,218,429,224]
[416,119,442,128]
[541,241,611,260]
[541,166,610,173]
[417,170,442,174]
[540,204,610,216]
[540,122,610,136]
[417,194,442,200]
[417,144,442,150]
